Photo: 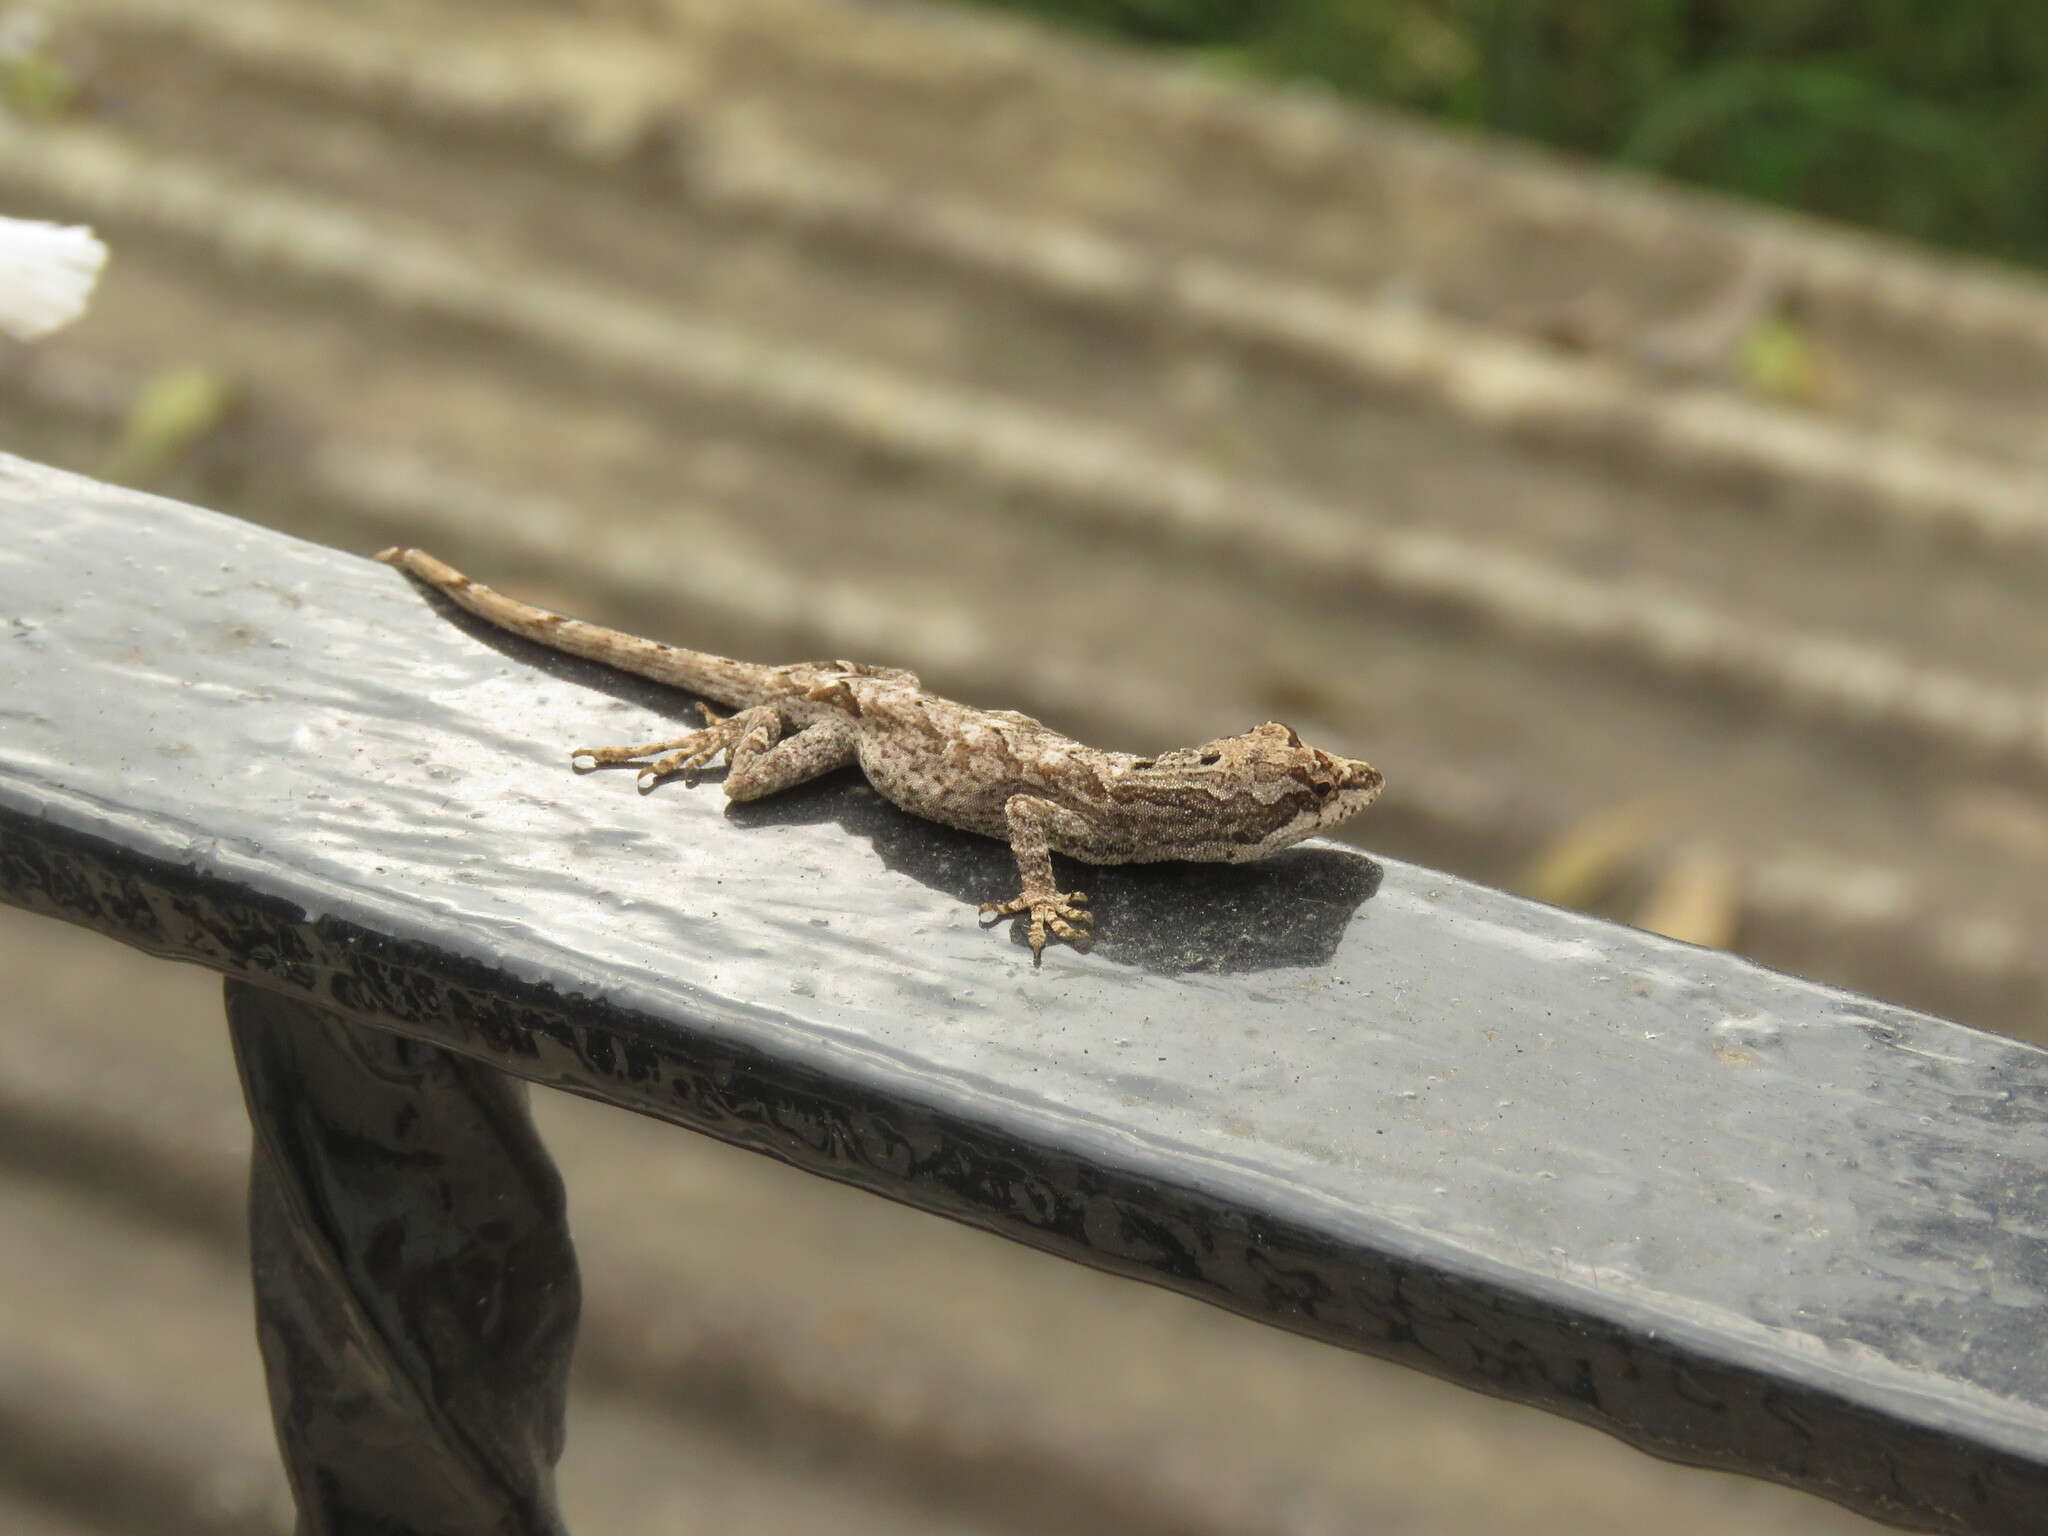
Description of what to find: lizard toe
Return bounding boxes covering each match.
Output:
[986,889,1092,953]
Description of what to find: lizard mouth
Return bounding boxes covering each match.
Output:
[1308,756,1384,835]
[1257,752,1384,855]
[1341,758,1385,802]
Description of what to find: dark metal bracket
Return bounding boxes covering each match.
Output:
[230,980,579,1535]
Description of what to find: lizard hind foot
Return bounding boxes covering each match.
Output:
[979,889,1092,957]
[569,725,732,788]
[639,741,732,789]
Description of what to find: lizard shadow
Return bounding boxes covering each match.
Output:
[718,772,1384,976]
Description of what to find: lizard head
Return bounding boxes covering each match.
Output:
[1139,722,1384,861]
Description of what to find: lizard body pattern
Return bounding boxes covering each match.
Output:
[378,548,1385,956]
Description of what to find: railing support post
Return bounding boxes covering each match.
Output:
[226,980,581,1536]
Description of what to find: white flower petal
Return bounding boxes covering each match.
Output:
[0,216,108,340]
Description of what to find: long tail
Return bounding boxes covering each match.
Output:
[376,547,776,705]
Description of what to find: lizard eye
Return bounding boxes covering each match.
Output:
[1199,752,1222,766]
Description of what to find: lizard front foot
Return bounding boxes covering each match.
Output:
[980,888,1091,957]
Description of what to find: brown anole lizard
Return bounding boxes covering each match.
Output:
[378,548,1385,957]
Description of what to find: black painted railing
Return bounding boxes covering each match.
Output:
[2,454,2043,1535]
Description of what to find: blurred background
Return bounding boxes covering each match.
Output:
[2,0,2044,1531]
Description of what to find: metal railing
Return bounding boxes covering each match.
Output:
[3,453,2045,1534]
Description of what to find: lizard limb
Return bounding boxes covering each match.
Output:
[981,794,1095,957]
[718,712,858,802]
[577,704,860,797]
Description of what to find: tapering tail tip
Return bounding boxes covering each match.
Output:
[375,547,477,593]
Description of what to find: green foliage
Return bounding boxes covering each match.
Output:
[954,0,2048,267]
[102,367,240,488]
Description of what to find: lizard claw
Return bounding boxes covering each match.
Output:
[640,740,727,789]
[980,889,1092,957]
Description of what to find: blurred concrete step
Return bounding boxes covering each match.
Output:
[54,0,2048,475]
[10,13,2048,707]
[0,1176,291,1536]
[0,1489,108,1536]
